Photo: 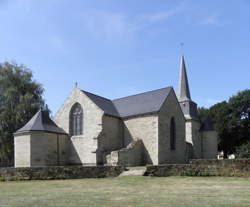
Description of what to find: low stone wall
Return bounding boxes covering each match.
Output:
[145,159,250,177]
[0,166,125,181]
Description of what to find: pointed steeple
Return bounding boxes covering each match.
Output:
[178,56,191,102]
[177,56,198,120]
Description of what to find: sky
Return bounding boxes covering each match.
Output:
[0,0,249,115]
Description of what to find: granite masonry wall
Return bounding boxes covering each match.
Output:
[14,133,31,167]
[145,159,250,177]
[124,114,158,165]
[107,139,144,166]
[14,132,68,167]
[97,115,123,164]
[186,119,202,159]
[54,88,104,165]
[158,89,186,164]
[202,131,218,159]
[30,132,68,167]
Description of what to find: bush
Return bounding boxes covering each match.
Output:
[235,142,250,158]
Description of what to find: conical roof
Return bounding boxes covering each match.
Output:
[14,109,67,135]
[178,56,191,102]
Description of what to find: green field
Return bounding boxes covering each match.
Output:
[0,176,249,207]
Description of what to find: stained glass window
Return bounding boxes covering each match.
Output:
[69,103,83,136]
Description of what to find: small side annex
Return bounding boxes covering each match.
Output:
[14,110,68,167]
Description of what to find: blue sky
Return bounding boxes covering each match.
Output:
[0,0,249,115]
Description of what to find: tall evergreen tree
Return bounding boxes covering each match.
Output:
[0,62,45,164]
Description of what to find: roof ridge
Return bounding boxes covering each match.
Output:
[112,86,172,101]
[81,90,112,101]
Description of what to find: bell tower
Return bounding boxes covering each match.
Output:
[177,56,201,158]
[177,56,198,119]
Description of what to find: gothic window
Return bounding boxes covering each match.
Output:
[170,117,176,150]
[69,103,83,136]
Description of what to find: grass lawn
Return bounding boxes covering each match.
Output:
[0,176,249,207]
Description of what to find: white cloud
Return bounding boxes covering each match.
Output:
[130,8,183,32]
[199,14,220,26]
[81,11,127,40]
[80,4,186,40]
[140,6,184,24]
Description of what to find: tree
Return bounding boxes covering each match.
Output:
[197,107,210,121]
[0,62,45,164]
[209,101,233,157]
[198,89,250,158]
[235,142,250,158]
[228,89,250,147]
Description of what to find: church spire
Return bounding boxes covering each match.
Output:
[178,55,191,102]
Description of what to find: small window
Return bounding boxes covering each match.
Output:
[170,117,176,150]
[69,103,83,136]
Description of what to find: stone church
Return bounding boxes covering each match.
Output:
[14,56,217,167]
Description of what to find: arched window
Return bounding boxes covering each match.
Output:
[170,117,176,150]
[69,103,83,136]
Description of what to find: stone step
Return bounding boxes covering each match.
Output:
[119,168,146,177]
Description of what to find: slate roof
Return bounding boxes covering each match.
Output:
[15,110,67,135]
[82,87,172,118]
[113,87,172,118]
[82,90,120,117]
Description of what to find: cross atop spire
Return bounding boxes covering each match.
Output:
[178,56,191,102]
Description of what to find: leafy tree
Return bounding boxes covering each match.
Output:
[228,90,250,147]
[198,90,250,158]
[0,62,45,164]
[197,107,210,121]
[209,101,233,157]
[235,142,250,158]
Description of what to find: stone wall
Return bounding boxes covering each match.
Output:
[107,139,143,166]
[145,159,250,177]
[202,131,218,159]
[54,88,104,165]
[0,166,125,181]
[124,114,158,165]
[158,89,186,164]
[186,119,201,158]
[14,133,31,167]
[98,115,123,164]
[15,132,68,167]
[30,132,68,167]
[101,115,123,151]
